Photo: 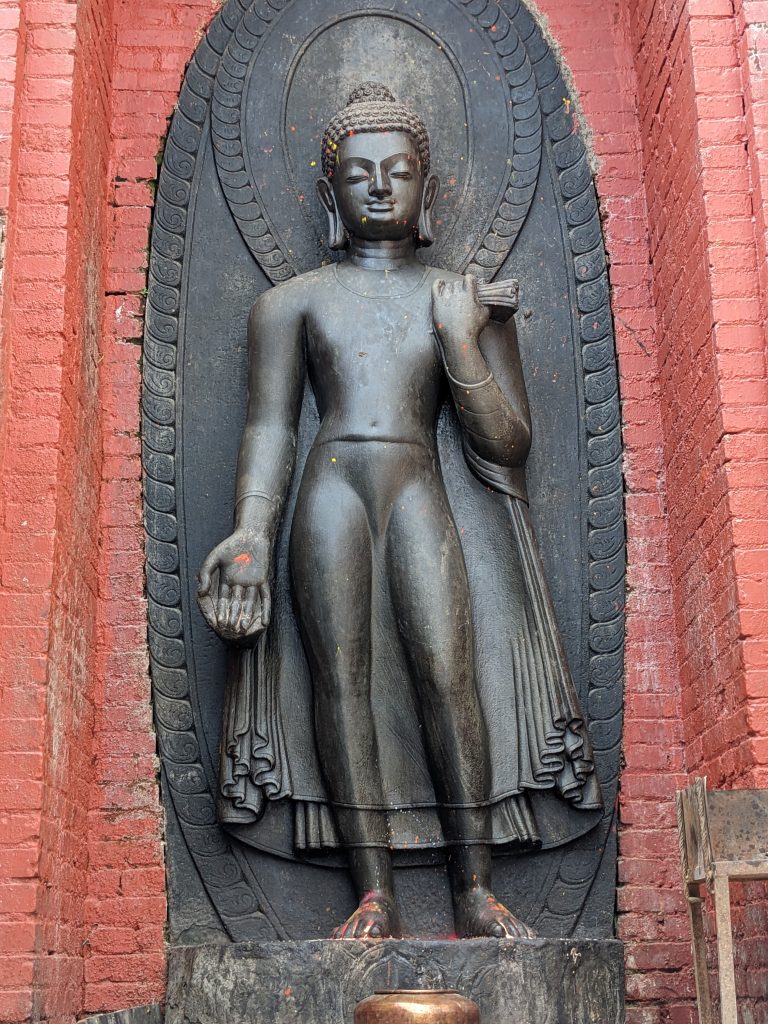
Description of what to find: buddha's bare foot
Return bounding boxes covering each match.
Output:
[455,888,536,939]
[331,890,401,940]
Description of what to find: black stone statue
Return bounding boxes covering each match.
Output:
[197,84,602,940]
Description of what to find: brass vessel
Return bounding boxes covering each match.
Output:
[354,990,480,1024]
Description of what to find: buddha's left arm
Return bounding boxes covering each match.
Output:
[460,317,532,468]
[438,318,531,469]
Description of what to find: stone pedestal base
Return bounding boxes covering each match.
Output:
[80,1009,162,1024]
[166,939,624,1024]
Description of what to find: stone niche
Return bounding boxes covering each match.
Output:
[144,0,625,1019]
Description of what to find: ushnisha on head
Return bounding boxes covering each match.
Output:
[320,81,431,180]
[316,82,439,250]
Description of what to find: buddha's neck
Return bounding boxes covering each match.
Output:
[347,237,418,271]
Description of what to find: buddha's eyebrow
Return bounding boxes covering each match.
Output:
[338,153,415,172]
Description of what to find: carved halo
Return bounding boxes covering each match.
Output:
[210,0,543,283]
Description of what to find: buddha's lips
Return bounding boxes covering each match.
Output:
[366,201,395,212]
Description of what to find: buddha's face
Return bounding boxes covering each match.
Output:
[332,131,425,242]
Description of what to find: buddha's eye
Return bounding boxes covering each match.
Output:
[345,174,368,184]
[390,171,412,180]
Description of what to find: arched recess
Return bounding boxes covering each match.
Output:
[143,0,624,942]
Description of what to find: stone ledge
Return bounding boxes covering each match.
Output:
[166,939,624,1024]
[79,1007,163,1024]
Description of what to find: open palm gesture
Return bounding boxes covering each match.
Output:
[197,527,271,644]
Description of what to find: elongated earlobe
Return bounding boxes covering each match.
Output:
[417,174,440,247]
[316,177,348,251]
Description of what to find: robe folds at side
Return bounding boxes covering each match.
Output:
[218,393,603,863]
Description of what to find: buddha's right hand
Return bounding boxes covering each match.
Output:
[197,528,271,644]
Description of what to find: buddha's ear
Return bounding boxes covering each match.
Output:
[417,174,440,247]
[316,177,348,251]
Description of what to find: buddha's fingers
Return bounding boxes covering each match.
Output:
[239,586,257,633]
[243,617,264,641]
[198,552,219,597]
[243,594,266,640]
[228,585,244,630]
[198,592,219,633]
[259,582,271,628]
[216,583,231,630]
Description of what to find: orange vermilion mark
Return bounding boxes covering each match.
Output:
[234,553,252,565]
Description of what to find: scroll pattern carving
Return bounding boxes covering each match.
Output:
[210,0,293,282]
[461,0,542,278]
[143,0,278,941]
[143,0,624,940]
[210,0,543,283]
[494,0,624,934]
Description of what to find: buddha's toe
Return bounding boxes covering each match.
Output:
[331,892,399,940]
[456,888,536,939]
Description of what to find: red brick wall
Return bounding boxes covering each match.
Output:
[542,4,694,1021]
[733,0,768,366]
[626,0,768,1020]
[0,0,166,1019]
[0,0,26,441]
[0,0,109,1017]
[731,0,768,791]
[0,1,29,1011]
[0,0,767,1021]
[34,0,114,1005]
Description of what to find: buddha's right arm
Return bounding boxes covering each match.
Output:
[232,286,306,545]
[197,287,305,641]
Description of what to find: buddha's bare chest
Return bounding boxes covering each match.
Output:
[304,284,442,400]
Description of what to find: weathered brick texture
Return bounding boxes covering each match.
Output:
[627,0,768,1019]
[0,0,767,1021]
[0,0,165,1019]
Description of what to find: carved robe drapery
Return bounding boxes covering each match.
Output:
[218,389,602,860]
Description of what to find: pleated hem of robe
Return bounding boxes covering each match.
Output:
[290,792,542,852]
[219,791,542,852]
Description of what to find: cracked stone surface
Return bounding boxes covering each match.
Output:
[166,939,624,1024]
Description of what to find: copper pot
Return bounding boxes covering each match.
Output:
[354,990,480,1024]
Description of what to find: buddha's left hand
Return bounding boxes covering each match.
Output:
[431,274,490,353]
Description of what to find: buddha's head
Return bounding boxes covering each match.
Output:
[317,82,439,250]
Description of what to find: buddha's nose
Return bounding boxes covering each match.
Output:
[369,168,391,196]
